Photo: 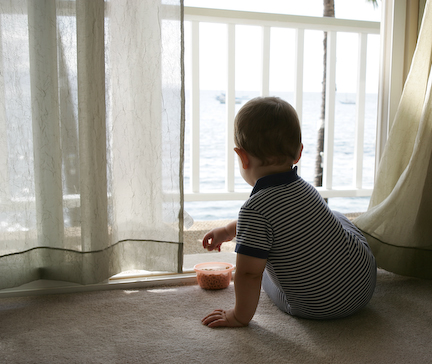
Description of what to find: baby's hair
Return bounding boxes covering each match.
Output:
[234,97,302,166]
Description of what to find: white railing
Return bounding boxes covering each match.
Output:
[184,7,380,202]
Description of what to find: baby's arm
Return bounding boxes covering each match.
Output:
[202,253,267,328]
[233,253,267,323]
[202,220,237,252]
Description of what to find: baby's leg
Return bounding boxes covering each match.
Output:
[262,270,292,315]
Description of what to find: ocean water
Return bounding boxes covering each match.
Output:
[184,90,377,221]
[1,88,377,231]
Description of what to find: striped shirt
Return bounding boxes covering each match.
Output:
[235,167,376,319]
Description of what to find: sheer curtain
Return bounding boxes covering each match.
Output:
[0,0,184,290]
[355,0,432,279]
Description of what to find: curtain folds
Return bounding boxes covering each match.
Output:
[354,0,432,279]
[0,0,184,290]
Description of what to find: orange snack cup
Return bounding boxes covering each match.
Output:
[194,262,235,290]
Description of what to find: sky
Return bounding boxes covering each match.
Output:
[184,0,382,93]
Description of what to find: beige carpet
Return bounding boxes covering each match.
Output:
[1,268,432,364]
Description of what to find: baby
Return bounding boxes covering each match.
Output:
[201,96,376,327]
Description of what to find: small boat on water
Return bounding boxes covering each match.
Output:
[216,93,243,104]
[340,99,356,105]
[339,94,356,105]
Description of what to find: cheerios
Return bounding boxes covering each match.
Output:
[194,262,235,290]
[197,271,232,289]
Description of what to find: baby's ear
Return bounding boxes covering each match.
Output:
[234,148,250,169]
[293,144,303,164]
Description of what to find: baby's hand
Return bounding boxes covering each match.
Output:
[202,228,223,251]
[202,309,246,328]
[202,226,233,252]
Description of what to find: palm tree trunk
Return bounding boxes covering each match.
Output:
[314,0,335,188]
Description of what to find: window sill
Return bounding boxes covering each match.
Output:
[0,251,236,298]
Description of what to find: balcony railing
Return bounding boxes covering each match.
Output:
[183,7,380,203]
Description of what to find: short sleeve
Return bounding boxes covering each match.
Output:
[235,207,273,259]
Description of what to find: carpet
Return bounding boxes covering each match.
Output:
[1,268,432,364]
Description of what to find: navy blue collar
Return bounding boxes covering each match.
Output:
[250,166,300,196]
